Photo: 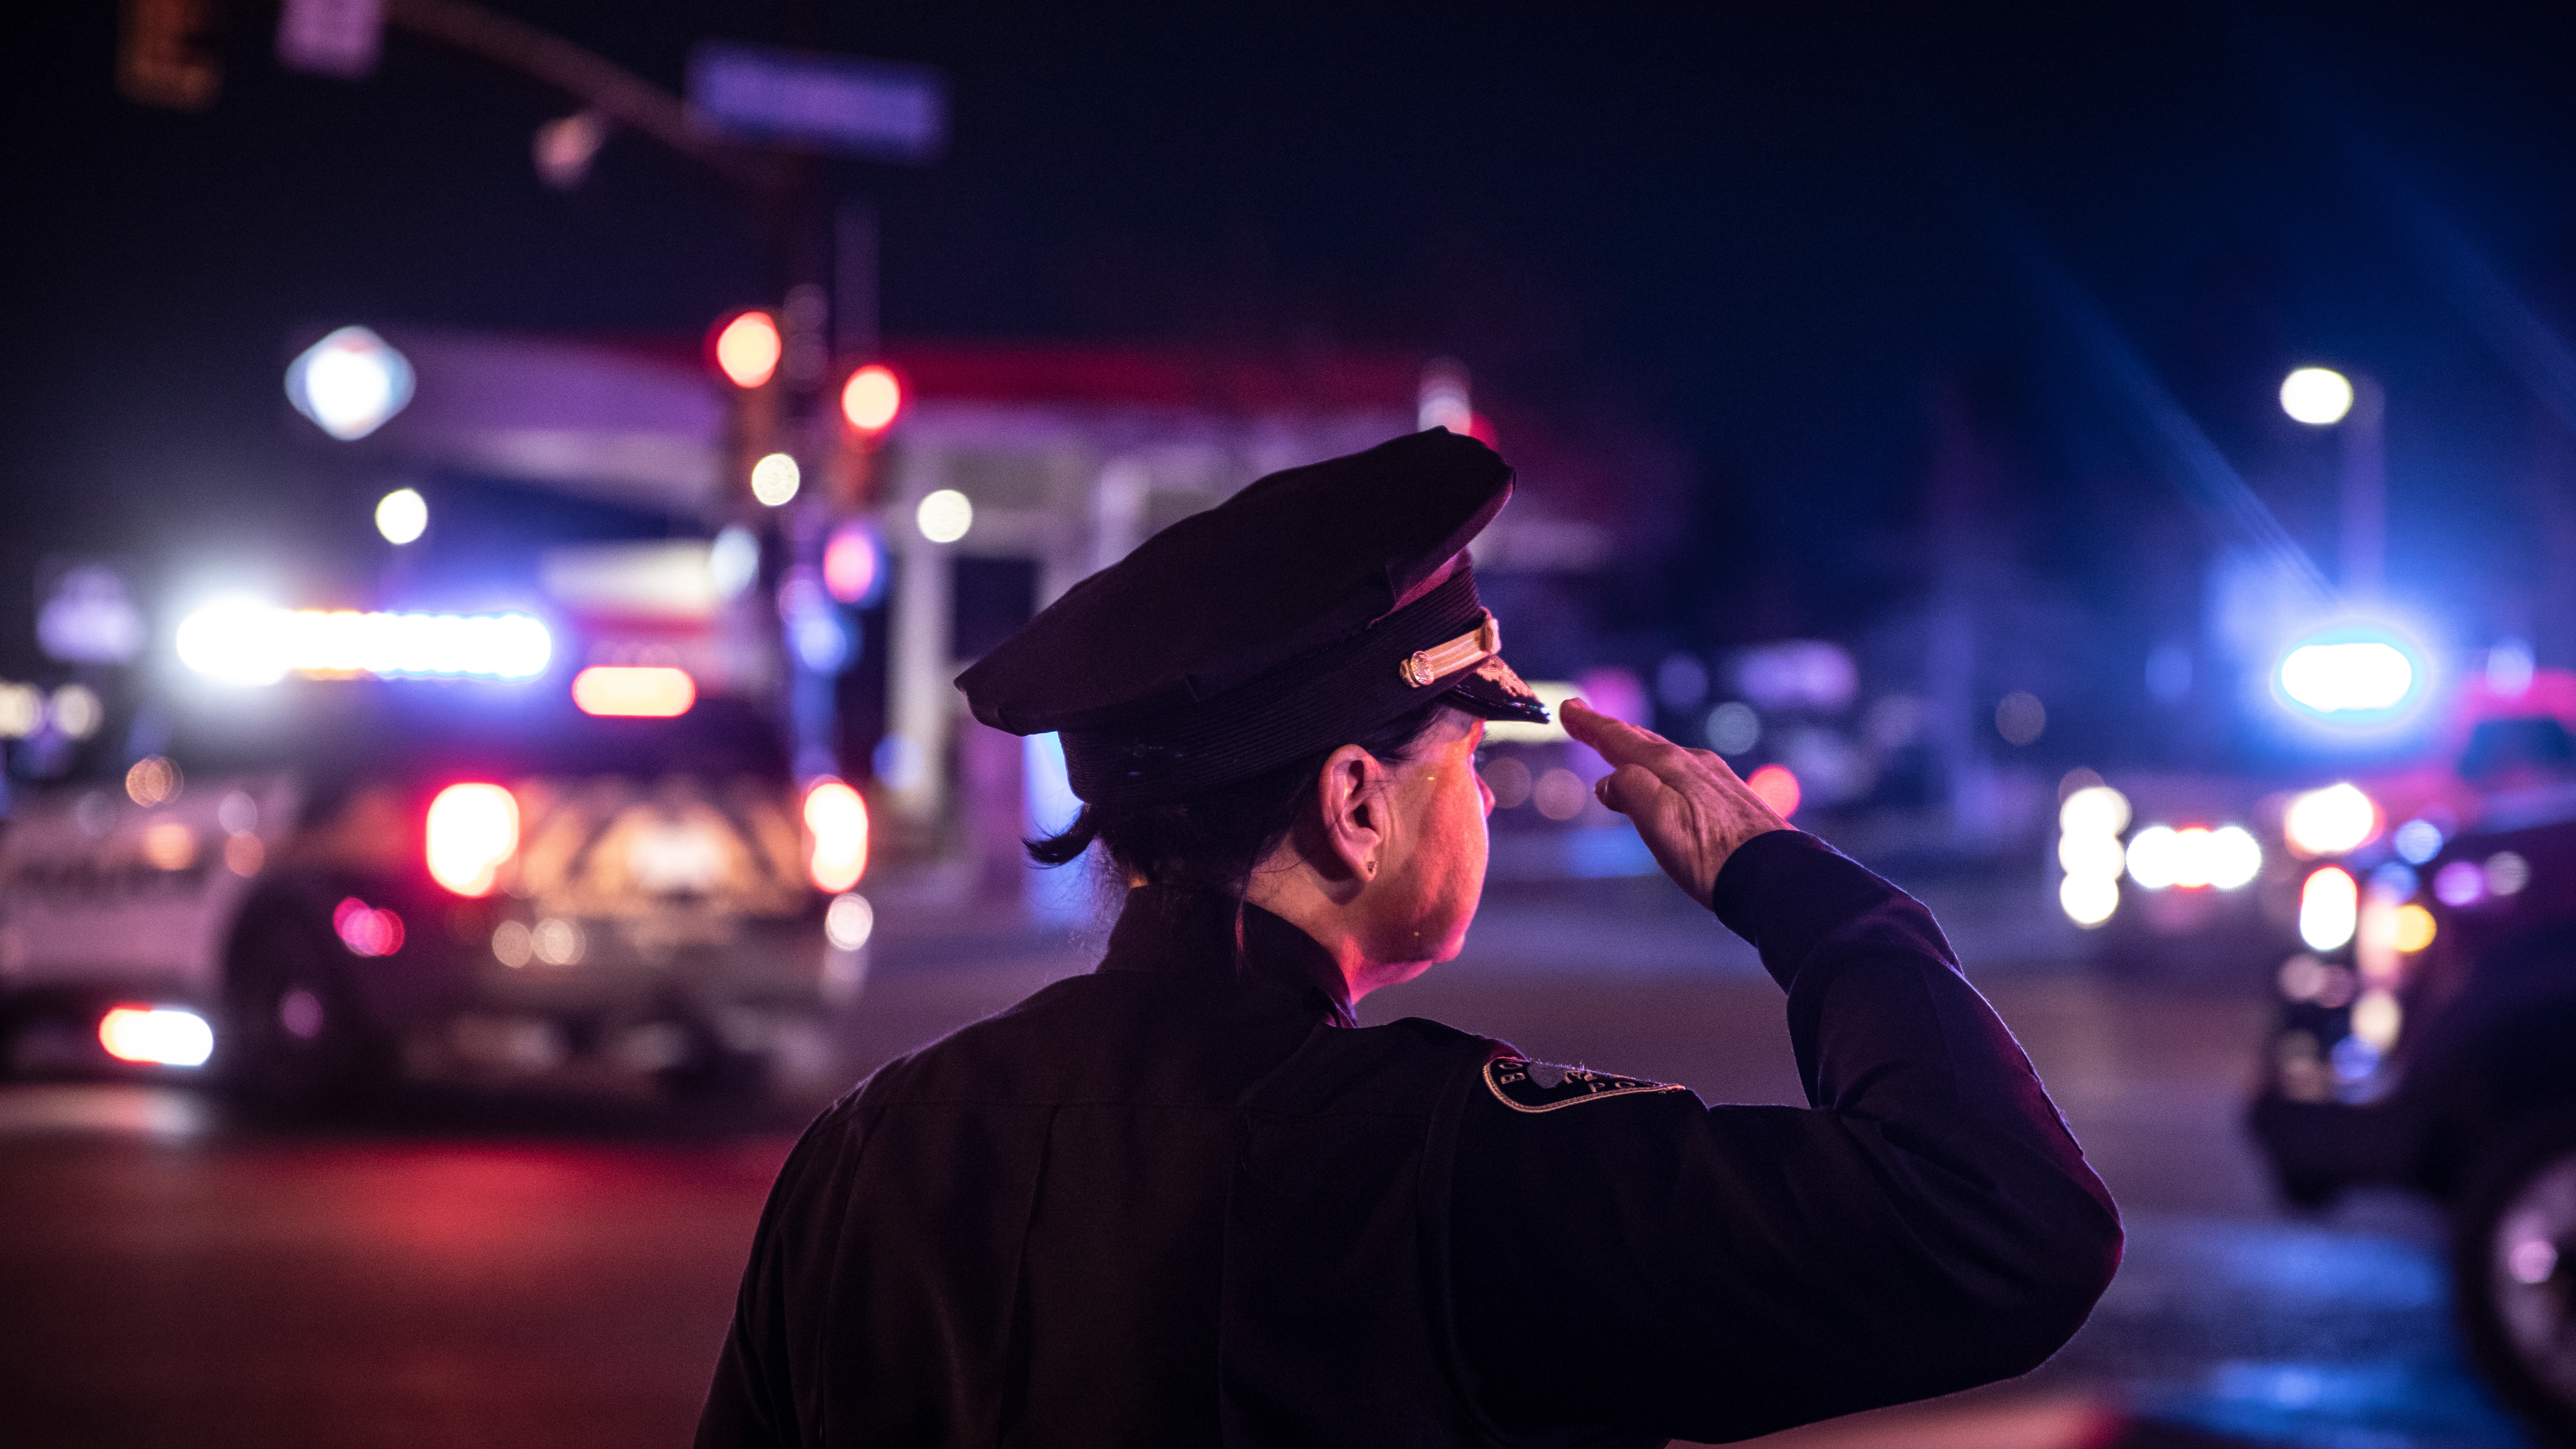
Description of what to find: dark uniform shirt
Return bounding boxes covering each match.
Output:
[697,831,2122,1447]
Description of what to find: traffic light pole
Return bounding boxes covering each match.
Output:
[223,0,879,784]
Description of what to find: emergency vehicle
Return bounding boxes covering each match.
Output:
[2240,665,2576,1437]
[0,616,871,1110]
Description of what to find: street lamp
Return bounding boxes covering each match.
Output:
[2280,365,2386,599]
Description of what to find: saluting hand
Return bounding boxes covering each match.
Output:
[1560,698,1792,905]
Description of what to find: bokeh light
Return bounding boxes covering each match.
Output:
[750,452,801,506]
[916,488,974,543]
[286,326,414,441]
[375,487,428,544]
[2283,783,2378,857]
[2280,366,2356,426]
[712,310,782,389]
[840,364,904,433]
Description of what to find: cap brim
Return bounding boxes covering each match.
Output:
[1444,653,1550,725]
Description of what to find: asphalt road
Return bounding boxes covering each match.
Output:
[0,872,2541,1449]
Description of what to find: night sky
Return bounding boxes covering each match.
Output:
[8,1,2576,687]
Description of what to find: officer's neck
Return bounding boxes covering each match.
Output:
[1243,851,1448,1007]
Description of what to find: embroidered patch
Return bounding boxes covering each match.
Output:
[1483,1054,1683,1113]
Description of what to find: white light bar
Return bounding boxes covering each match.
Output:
[179,604,551,684]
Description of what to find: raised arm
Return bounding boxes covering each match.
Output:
[1442,703,2122,1443]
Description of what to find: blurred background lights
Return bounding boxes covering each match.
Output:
[1747,763,1801,818]
[571,665,696,718]
[1480,755,1533,809]
[916,488,974,543]
[2485,850,2531,897]
[709,525,760,599]
[425,783,518,897]
[96,1006,214,1068]
[140,821,198,871]
[2434,859,2485,907]
[36,565,146,664]
[1531,766,1589,820]
[125,755,181,806]
[1995,691,2047,746]
[285,326,414,441]
[2395,903,2438,954]
[749,452,801,506]
[2127,824,2261,891]
[2392,818,2444,864]
[1736,640,1857,712]
[2283,783,2378,857]
[824,892,875,952]
[1704,701,1760,755]
[178,606,550,683]
[2060,875,2120,929]
[2278,637,2416,714]
[840,363,904,433]
[0,682,40,737]
[780,571,852,673]
[2056,784,2130,929]
[375,487,428,544]
[1655,653,1709,710]
[2300,866,2359,951]
[49,683,103,739]
[712,310,782,389]
[822,521,882,603]
[2487,637,2538,696]
[2059,783,2132,838]
[177,599,290,684]
[804,779,870,892]
[2279,366,2356,426]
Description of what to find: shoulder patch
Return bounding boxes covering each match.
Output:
[1483,1054,1683,1113]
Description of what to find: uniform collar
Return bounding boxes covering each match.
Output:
[1097,886,1356,1027]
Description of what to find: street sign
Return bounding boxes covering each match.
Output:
[276,0,383,80]
[687,42,945,163]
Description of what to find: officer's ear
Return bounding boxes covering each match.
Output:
[1312,743,1394,885]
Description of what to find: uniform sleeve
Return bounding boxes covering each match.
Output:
[1445,830,2122,1444]
[695,1111,844,1449]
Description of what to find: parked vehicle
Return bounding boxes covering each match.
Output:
[2247,668,2576,1438]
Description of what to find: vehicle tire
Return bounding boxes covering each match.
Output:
[221,911,379,1116]
[2453,1109,2576,1445]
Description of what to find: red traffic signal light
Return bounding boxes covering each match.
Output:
[840,363,904,435]
[710,310,783,389]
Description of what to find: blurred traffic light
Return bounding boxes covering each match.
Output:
[711,310,783,389]
[840,363,904,435]
[710,309,784,506]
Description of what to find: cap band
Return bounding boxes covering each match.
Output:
[1400,613,1500,688]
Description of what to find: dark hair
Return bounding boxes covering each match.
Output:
[1027,699,1464,899]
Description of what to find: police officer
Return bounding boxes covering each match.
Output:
[697,429,2121,1447]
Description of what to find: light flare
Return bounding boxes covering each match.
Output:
[98,1006,215,1068]
[426,783,518,897]
[804,779,870,893]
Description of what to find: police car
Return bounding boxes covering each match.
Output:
[0,614,871,1112]
[2245,668,2576,1437]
